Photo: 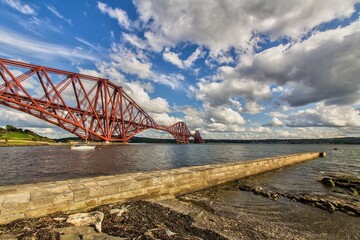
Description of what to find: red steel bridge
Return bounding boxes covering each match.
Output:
[0,58,204,144]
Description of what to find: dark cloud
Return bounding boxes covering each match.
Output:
[237,21,360,107]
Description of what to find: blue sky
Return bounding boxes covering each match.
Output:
[0,0,360,139]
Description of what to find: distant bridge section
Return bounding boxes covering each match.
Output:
[0,58,203,144]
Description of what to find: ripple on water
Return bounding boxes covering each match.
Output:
[0,144,359,188]
[199,179,360,239]
[1,144,359,237]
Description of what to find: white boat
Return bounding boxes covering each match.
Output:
[71,143,95,150]
[71,129,95,150]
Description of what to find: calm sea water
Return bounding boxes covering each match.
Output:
[0,143,359,186]
[1,143,359,237]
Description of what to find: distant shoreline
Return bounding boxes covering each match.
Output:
[2,125,359,145]
[1,137,360,147]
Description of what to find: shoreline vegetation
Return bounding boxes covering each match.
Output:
[0,125,54,147]
[1,125,360,146]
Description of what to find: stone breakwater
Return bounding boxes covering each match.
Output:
[0,152,322,224]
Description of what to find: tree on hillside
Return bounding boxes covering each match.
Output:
[6,125,17,131]
[5,125,24,132]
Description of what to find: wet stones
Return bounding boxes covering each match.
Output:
[320,178,335,187]
[323,202,336,213]
[320,172,360,196]
[237,181,360,216]
[238,185,282,200]
[56,226,126,240]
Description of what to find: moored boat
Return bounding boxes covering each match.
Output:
[70,143,95,150]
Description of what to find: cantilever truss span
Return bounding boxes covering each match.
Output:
[0,58,203,143]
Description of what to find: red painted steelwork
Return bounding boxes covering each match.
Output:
[193,130,205,143]
[0,58,203,143]
[165,122,191,144]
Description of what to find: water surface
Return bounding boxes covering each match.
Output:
[0,144,359,186]
[1,143,359,238]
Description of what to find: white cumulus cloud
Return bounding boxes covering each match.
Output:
[163,47,204,69]
[237,19,360,107]
[97,2,131,30]
[133,0,357,53]
[286,103,360,127]
[263,117,283,127]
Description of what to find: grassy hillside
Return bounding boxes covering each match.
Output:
[0,125,54,144]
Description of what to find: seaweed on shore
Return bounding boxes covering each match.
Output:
[0,213,70,239]
[97,201,227,239]
[0,201,227,240]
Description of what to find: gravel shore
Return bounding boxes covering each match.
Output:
[1,179,359,239]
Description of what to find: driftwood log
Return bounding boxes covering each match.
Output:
[66,211,104,232]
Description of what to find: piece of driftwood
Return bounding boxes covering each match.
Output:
[66,211,104,232]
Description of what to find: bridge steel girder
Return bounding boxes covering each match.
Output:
[0,58,202,143]
[193,130,205,143]
[166,122,192,144]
